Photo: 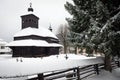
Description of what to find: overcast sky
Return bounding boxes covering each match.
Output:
[0,0,72,42]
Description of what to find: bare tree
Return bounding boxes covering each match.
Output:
[56,24,69,54]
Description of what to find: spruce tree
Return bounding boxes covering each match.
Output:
[65,0,120,71]
[98,0,120,71]
[65,0,108,54]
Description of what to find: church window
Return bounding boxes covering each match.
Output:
[25,20,28,22]
[29,19,31,22]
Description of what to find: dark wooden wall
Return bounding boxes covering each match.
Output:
[21,14,39,29]
[11,47,59,57]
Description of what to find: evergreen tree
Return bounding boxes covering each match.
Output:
[65,0,120,71]
[65,0,108,54]
[98,0,120,71]
[98,11,120,71]
[67,30,84,54]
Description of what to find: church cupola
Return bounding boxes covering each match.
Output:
[21,3,39,29]
[28,3,34,12]
[48,24,53,32]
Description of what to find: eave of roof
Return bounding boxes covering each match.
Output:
[6,39,62,47]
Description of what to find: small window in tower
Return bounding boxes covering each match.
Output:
[26,20,28,22]
[34,21,36,24]
[29,19,31,22]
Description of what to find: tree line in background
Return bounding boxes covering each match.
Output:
[57,0,120,72]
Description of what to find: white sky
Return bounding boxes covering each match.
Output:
[0,0,72,42]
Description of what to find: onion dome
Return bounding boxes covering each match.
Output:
[28,3,34,12]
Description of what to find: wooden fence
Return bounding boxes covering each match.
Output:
[27,61,120,80]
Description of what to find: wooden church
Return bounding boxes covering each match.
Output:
[7,3,62,57]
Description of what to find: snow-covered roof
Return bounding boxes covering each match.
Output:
[0,54,104,78]
[6,39,62,47]
[14,27,58,39]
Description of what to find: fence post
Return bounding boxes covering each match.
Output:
[94,64,99,75]
[38,73,44,80]
[73,68,76,77]
[76,67,81,80]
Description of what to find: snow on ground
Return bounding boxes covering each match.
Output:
[84,68,120,80]
[0,54,119,80]
[0,54,12,60]
[0,54,103,79]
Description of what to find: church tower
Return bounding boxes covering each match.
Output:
[21,3,39,29]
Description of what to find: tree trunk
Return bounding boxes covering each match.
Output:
[104,54,112,72]
[64,40,67,54]
[75,46,77,54]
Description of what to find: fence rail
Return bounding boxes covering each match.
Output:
[27,60,120,80]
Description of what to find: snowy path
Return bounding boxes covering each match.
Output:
[84,68,120,80]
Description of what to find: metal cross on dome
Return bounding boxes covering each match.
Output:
[30,2,32,7]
